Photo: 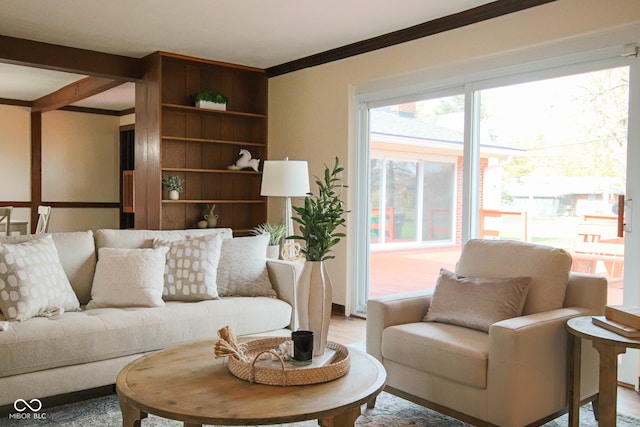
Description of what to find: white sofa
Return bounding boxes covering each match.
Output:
[0,228,300,407]
[367,239,607,427]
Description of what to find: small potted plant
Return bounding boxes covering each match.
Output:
[162,175,183,200]
[194,90,228,111]
[251,222,287,259]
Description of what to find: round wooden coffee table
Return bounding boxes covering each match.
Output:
[116,339,386,427]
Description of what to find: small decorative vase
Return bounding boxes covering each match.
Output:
[266,245,280,259]
[296,261,332,356]
[169,190,179,200]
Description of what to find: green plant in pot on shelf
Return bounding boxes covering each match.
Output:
[251,222,287,259]
[290,157,348,356]
[162,175,183,200]
[194,90,228,110]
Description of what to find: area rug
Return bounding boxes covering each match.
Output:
[2,391,639,427]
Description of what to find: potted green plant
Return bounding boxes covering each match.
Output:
[290,157,348,261]
[251,222,287,259]
[194,90,228,111]
[162,175,183,200]
[290,157,348,355]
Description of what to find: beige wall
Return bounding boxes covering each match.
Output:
[268,0,640,306]
[0,105,31,201]
[0,106,121,231]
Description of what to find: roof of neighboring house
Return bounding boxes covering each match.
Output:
[370,109,526,156]
[506,176,624,198]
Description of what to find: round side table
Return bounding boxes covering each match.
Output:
[566,316,640,427]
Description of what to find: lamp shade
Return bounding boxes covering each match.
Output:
[260,160,310,197]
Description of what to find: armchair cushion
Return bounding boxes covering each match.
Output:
[382,321,490,388]
[424,268,531,332]
[456,239,572,315]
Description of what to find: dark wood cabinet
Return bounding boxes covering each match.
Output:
[135,52,267,234]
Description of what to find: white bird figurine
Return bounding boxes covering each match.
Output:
[228,149,260,171]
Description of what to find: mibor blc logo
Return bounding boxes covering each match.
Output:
[8,398,47,420]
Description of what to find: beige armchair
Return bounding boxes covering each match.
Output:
[367,239,607,427]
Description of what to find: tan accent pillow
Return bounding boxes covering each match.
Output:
[424,268,531,332]
[216,234,276,297]
[86,247,169,309]
[0,235,80,321]
[153,233,224,301]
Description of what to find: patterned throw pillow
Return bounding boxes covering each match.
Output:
[0,235,80,321]
[153,233,224,301]
[86,247,169,309]
[216,234,276,297]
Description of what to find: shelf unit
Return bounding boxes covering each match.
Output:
[135,52,268,234]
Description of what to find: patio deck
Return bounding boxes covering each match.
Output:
[369,246,623,305]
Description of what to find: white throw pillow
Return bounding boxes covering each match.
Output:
[153,233,224,301]
[87,247,169,309]
[0,235,80,321]
[216,234,276,297]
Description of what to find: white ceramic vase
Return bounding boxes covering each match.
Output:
[169,189,180,200]
[296,261,332,356]
[266,245,280,259]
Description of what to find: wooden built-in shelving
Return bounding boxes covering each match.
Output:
[135,52,268,233]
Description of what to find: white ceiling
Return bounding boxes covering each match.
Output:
[0,0,493,111]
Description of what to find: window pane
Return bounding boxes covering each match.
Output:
[423,161,455,241]
[478,67,628,305]
[385,160,418,242]
[369,158,382,244]
[368,96,463,298]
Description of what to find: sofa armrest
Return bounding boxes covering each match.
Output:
[487,307,594,426]
[366,290,433,361]
[564,272,607,315]
[267,260,303,330]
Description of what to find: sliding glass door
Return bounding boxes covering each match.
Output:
[357,60,634,315]
[476,67,628,304]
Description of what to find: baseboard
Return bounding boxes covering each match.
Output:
[332,303,345,316]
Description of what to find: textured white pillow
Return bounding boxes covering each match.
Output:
[216,234,276,297]
[87,247,169,309]
[0,235,80,321]
[153,233,224,301]
[424,268,531,332]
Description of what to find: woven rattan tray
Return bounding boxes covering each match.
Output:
[226,337,350,386]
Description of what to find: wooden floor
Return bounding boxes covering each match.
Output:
[328,313,640,419]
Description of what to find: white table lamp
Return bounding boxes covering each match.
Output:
[260,158,310,243]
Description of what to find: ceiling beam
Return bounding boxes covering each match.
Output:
[266,0,557,77]
[0,35,143,80]
[31,76,123,113]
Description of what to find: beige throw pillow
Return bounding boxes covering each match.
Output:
[87,247,169,309]
[0,235,80,321]
[153,233,224,301]
[216,234,276,297]
[424,268,531,332]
